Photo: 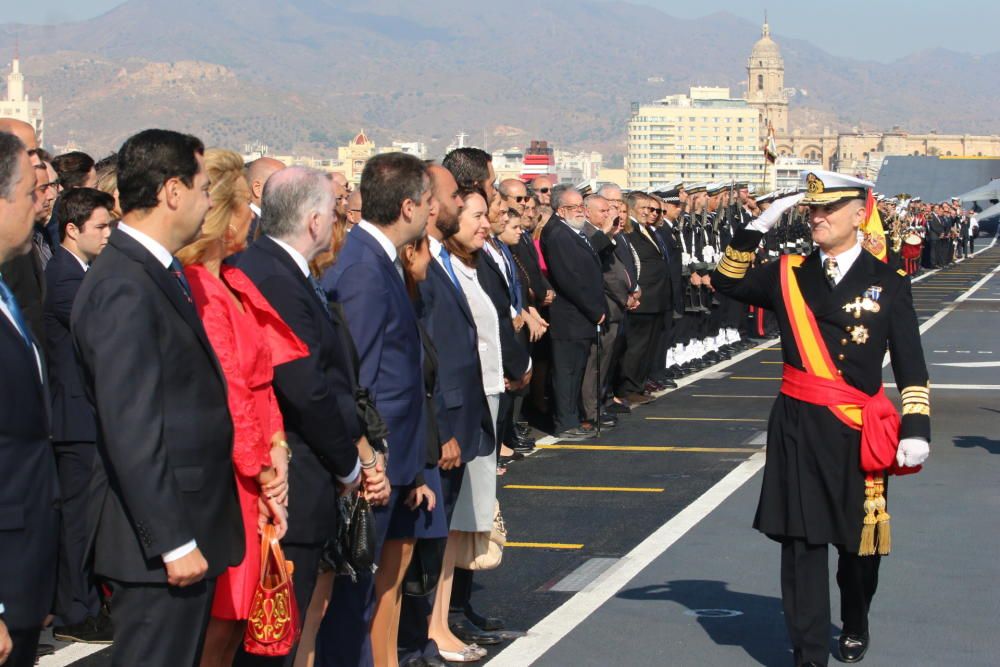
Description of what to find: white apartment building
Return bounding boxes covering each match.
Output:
[627,87,765,190]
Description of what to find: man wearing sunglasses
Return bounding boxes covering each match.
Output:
[531,174,554,207]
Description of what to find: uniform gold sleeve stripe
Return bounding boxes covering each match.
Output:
[717,259,749,279]
[724,247,755,262]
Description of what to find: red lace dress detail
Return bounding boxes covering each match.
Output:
[185,264,308,620]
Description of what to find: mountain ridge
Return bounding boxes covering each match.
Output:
[2,0,996,156]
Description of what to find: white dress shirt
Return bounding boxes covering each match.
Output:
[266,235,362,486]
[819,240,863,285]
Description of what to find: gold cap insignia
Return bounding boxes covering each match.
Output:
[806,173,825,196]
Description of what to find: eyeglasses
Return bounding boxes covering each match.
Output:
[348,208,362,214]
[507,195,528,203]
[559,204,584,211]
[536,187,550,194]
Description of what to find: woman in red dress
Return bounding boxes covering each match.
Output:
[177,148,307,666]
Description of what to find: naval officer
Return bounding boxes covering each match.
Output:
[712,170,931,666]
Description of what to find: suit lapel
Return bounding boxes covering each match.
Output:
[110,231,226,384]
[429,259,475,327]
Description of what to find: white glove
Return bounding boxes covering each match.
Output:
[749,192,805,234]
[896,437,929,467]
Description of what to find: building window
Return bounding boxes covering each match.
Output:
[757,74,764,91]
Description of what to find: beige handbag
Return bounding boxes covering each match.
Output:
[453,502,507,571]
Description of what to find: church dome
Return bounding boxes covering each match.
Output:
[750,23,781,59]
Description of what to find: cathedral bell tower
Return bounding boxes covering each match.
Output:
[746,18,788,135]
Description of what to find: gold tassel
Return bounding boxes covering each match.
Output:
[874,477,891,555]
[858,476,878,556]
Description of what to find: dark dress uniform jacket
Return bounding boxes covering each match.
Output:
[71,229,243,582]
[0,296,59,630]
[713,228,930,552]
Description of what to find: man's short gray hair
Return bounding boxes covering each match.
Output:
[259,166,332,240]
[0,132,26,202]
[597,184,622,199]
[550,184,576,211]
[584,194,607,208]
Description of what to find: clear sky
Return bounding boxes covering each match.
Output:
[4,0,998,62]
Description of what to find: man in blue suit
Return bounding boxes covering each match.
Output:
[398,164,496,665]
[43,188,115,643]
[0,132,60,667]
[319,153,432,667]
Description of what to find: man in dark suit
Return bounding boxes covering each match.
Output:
[619,192,671,404]
[321,152,431,667]
[926,206,945,267]
[540,185,609,440]
[0,147,56,341]
[580,194,632,431]
[71,130,244,667]
[0,131,60,667]
[43,188,115,643]
[235,167,383,667]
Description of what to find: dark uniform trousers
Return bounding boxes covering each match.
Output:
[550,337,592,432]
[781,540,880,664]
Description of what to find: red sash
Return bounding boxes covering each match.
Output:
[778,255,909,555]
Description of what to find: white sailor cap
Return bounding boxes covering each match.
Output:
[801,169,872,206]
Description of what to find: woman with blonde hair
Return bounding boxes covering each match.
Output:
[177,148,307,666]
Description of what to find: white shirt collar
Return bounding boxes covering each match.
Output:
[62,245,89,272]
[117,222,174,269]
[250,202,262,218]
[267,235,311,278]
[357,220,398,264]
[819,240,863,284]
[429,235,447,269]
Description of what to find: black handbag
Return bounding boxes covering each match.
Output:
[323,492,376,581]
[403,537,447,597]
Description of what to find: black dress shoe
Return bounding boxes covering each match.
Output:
[400,658,428,667]
[606,400,631,414]
[658,378,677,389]
[36,643,56,657]
[53,614,114,644]
[463,604,504,631]
[450,620,503,646]
[512,434,536,453]
[839,632,869,663]
[423,656,449,667]
[597,413,618,426]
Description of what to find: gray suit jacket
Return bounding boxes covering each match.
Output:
[584,223,632,323]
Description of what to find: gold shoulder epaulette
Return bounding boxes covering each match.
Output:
[896,269,907,277]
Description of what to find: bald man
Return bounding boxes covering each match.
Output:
[345,189,362,230]
[531,174,554,207]
[0,119,38,151]
[499,178,528,215]
[331,172,350,222]
[243,157,285,246]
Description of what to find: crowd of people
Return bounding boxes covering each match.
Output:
[0,112,962,667]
